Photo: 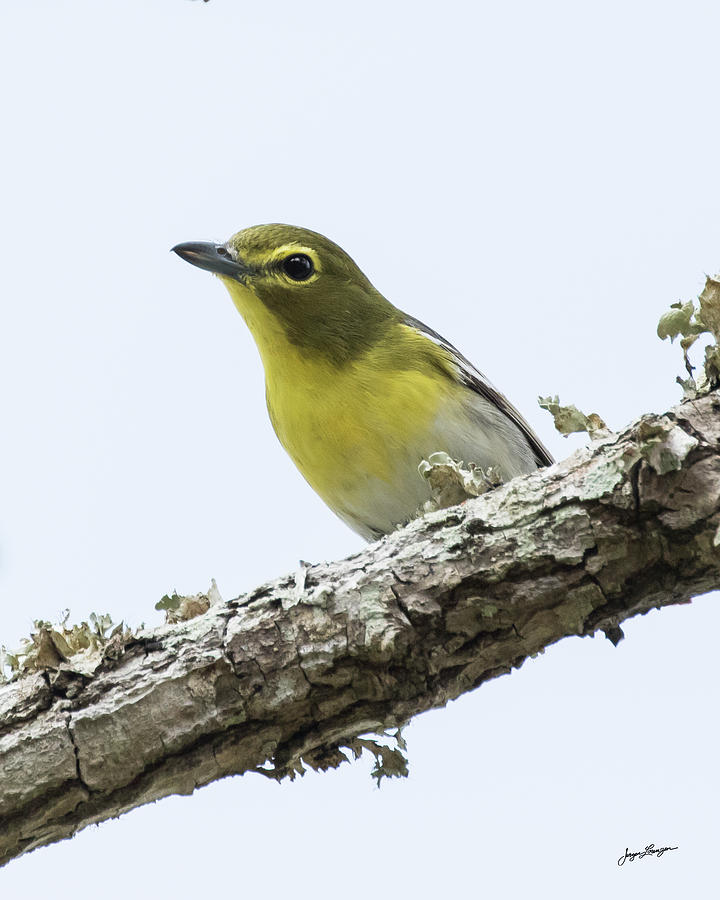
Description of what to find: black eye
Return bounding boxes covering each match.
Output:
[282,253,314,281]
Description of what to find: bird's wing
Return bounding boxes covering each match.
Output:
[403,314,555,468]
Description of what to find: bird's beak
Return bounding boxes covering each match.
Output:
[171,241,247,279]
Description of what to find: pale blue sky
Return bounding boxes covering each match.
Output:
[1,1,718,896]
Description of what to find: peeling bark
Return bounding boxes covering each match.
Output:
[1,394,719,866]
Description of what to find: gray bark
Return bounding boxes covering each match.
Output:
[1,394,719,867]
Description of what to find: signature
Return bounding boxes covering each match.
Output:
[618,844,678,866]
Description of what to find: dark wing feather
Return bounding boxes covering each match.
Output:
[403,314,554,468]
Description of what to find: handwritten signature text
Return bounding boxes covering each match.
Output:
[618,844,678,866]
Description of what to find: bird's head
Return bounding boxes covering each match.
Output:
[173,224,396,365]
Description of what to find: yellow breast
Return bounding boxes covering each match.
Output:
[267,347,447,495]
[222,277,449,520]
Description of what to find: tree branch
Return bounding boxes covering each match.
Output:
[2,393,719,866]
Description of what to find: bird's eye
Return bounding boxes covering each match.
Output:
[282,254,314,281]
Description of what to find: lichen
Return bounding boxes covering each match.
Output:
[635,418,698,475]
[0,612,133,682]
[155,579,222,623]
[657,273,720,395]
[538,396,610,439]
[1,581,222,683]
[256,728,409,787]
[417,452,503,515]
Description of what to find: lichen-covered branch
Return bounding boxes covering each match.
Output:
[1,393,719,867]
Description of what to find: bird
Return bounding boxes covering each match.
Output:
[173,224,553,541]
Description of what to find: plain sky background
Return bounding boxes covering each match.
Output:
[1,1,719,896]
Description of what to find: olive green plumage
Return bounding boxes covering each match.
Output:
[173,224,553,539]
[225,225,400,365]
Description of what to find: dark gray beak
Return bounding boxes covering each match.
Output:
[172,241,246,278]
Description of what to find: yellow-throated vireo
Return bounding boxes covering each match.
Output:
[173,225,553,540]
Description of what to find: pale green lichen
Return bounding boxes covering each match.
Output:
[1,581,222,682]
[538,396,610,439]
[258,728,409,787]
[657,299,697,343]
[155,579,222,624]
[417,451,504,515]
[0,612,133,682]
[579,446,642,500]
[657,274,720,395]
[635,418,698,475]
[346,730,409,785]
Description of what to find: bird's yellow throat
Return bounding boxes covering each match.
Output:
[221,275,450,502]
